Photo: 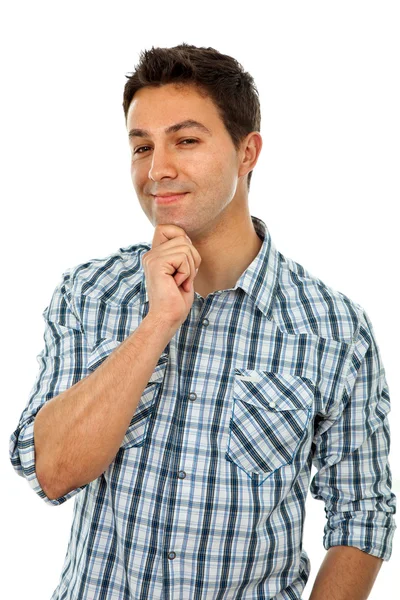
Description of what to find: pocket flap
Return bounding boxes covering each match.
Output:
[148,354,169,385]
[88,337,122,371]
[233,369,314,411]
[88,337,169,385]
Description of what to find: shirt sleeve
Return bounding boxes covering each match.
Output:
[309,308,397,561]
[9,270,90,506]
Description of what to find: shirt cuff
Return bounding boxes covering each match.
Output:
[15,416,88,506]
[323,509,397,561]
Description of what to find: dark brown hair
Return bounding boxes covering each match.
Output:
[122,43,261,192]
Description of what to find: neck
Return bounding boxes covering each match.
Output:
[192,212,263,299]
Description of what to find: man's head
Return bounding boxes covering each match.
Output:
[123,43,262,235]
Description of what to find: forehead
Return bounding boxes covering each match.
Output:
[126,83,223,132]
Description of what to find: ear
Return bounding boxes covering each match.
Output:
[238,132,263,179]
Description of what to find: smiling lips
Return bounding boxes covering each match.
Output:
[153,193,188,205]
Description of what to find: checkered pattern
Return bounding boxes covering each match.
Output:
[9,215,396,599]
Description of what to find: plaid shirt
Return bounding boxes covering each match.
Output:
[10,215,396,600]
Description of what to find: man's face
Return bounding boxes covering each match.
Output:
[126,83,247,236]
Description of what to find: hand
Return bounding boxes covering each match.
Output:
[142,224,202,329]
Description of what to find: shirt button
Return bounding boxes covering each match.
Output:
[201,318,209,326]
[167,551,176,560]
[178,470,186,479]
[189,392,197,401]
[269,401,276,408]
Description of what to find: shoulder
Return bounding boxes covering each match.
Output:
[60,241,151,304]
[275,252,367,344]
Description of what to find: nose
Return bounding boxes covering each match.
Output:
[148,146,178,182]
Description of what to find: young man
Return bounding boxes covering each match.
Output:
[10,43,396,600]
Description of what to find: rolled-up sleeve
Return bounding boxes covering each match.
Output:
[310,308,397,560]
[9,270,90,506]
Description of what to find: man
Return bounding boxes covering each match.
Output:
[10,43,396,600]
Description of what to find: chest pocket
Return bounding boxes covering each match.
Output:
[87,337,168,449]
[226,369,314,481]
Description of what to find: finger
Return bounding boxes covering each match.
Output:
[151,225,189,249]
[173,254,191,287]
[151,231,202,269]
[159,238,202,272]
[157,243,198,278]
[185,247,196,286]
[183,239,201,271]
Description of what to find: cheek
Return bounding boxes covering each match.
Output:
[130,165,146,190]
[202,153,236,189]
[192,152,224,184]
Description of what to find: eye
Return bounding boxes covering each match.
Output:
[133,138,198,154]
[134,146,151,154]
[180,138,198,146]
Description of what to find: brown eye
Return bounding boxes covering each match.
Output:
[134,139,198,155]
[134,146,151,154]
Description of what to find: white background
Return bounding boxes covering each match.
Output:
[1,1,399,598]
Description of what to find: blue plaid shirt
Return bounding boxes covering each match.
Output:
[10,215,396,600]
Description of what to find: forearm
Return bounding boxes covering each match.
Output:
[34,314,176,500]
[309,545,383,600]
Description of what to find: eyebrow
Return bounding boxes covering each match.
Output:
[128,119,212,139]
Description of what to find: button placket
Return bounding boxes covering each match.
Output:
[165,309,210,564]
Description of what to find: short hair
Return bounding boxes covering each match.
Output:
[123,43,261,192]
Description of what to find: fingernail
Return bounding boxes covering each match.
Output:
[196,268,199,273]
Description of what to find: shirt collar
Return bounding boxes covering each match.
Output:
[139,215,281,319]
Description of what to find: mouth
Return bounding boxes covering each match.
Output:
[153,193,188,205]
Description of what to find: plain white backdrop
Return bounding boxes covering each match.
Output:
[2,1,399,598]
